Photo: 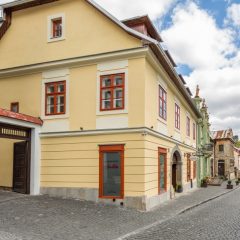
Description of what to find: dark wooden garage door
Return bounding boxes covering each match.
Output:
[13,141,29,194]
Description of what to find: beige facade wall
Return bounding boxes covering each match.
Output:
[41,131,197,199]
[0,0,141,69]
[41,132,146,197]
[145,60,197,147]
[0,57,146,131]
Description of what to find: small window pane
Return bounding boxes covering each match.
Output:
[103,152,121,197]
[102,90,111,100]
[114,76,123,86]
[57,95,64,105]
[114,99,123,108]
[47,96,54,105]
[47,103,54,114]
[102,100,111,109]
[47,85,54,93]
[102,78,111,87]
[58,84,65,93]
[114,88,123,98]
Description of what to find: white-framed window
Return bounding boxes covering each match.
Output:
[96,61,128,116]
[41,69,69,120]
[47,13,65,42]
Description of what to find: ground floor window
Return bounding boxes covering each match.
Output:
[158,148,167,194]
[99,145,124,198]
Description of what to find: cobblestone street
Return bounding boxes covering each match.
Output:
[126,187,240,240]
[0,184,239,240]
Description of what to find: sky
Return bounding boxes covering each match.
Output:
[1,0,240,136]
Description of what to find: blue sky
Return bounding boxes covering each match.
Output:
[1,0,240,136]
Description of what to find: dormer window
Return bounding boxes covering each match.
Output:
[52,18,62,38]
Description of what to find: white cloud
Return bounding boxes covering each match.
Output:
[161,2,236,70]
[161,2,240,135]
[226,3,240,26]
[94,0,175,20]
[0,0,14,4]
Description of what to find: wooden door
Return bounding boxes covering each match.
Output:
[13,141,29,194]
[218,161,225,176]
[172,164,177,190]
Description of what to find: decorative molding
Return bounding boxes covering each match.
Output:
[0,47,147,79]
[40,127,196,150]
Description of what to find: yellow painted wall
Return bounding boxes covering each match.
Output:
[0,57,145,130]
[0,139,21,187]
[144,134,196,197]
[41,132,196,198]
[0,0,141,69]
[41,132,147,197]
[0,73,42,116]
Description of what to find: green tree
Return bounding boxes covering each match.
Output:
[235,141,240,148]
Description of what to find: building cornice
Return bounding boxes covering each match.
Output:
[0,47,148,78]
[40,127,197,151]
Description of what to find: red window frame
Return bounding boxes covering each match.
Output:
[52,18,62,38]
[10,102,19,113]
[159,86,167,120]
[187,154,191,182]
[175,103,180,130]
[193,161,196,179]
[45,81,66,116]
[100,73,125,111]
[193,123,196,140]
[187,116,190,137]
[99,145,124,199]
[158,147,167,194]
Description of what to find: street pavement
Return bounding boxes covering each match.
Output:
[0,183,238,240]
[125,187,240,240]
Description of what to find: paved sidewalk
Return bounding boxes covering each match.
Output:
[0,183,238,240]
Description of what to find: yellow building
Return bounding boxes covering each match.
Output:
[0,0,201,210]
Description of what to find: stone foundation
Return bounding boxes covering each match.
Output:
[40,187,171,211]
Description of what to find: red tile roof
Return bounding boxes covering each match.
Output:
[0,108,43,126]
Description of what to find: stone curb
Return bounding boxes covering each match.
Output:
[115,186,240,240]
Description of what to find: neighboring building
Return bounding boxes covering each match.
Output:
[0,0,201,210]
[193,86,212,186]
[234,147,240,177]
[211,129,235,179]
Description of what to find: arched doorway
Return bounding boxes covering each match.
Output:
[172,151,182,190]
[218,160,225,176]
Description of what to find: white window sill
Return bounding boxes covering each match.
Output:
[41,113,69,120]
[48,37,65,43]
[96,109,128,116]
